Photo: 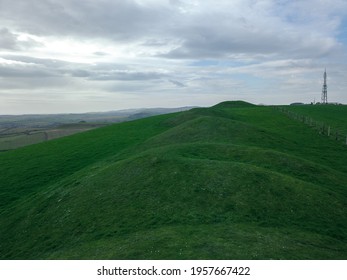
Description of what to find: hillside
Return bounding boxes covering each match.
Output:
[0,107,194,151]
[282,104,347,137]
[0,101,346,259]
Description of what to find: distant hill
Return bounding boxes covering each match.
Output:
[0,106,195,151]
[0,101,346,259]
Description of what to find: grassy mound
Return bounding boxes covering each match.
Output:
[0,102,346,259]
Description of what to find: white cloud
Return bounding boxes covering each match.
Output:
[0,0,347,113]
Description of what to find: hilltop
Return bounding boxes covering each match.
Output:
[0,101,346,259]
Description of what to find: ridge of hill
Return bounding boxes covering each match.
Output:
[284,104,347,132]
[0,101,346,259]
[0,106,195,151]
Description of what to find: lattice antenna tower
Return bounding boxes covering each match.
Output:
[321,69,328,104]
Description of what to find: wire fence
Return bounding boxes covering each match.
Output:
[275,107,347,146]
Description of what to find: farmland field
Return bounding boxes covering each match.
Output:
[0,124,104,151]
[0,124,105,151]
[0,107,192,151]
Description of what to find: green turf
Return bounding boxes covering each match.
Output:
[281,104,347,134]
[0,113,177,210]
[0,101,346,259]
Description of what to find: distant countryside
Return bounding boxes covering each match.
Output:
[0,107,192,151]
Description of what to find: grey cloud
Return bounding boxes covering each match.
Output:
[0,55,166,82]
[90,70,165,81]
[2,55,80,69]
[93,52,109,56]
[0,0,172,41]
[70,69,91,78]
[161,14,340,60]
[0,28,41,50]
[0,28,17,49]
[0,68,50,78]
[0,63,57,78]
[0,68,78,93]
[169,79,185,87]
[0,55,89,83]
[164,35,335,60]
[141,38,174,47]
[0,0,343,60]
[1,0,347,113]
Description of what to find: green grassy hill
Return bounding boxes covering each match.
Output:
[283,104,347,133]
[0,101,346,259]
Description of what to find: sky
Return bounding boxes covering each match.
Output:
[0,0,347,114]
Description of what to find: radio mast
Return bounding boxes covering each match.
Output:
[321,69,328,104]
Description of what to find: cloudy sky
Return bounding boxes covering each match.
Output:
[0,0,347,114]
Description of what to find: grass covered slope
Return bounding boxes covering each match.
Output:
[0,101,346,259]
[0,113,176,210]
[283,104,347,134]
